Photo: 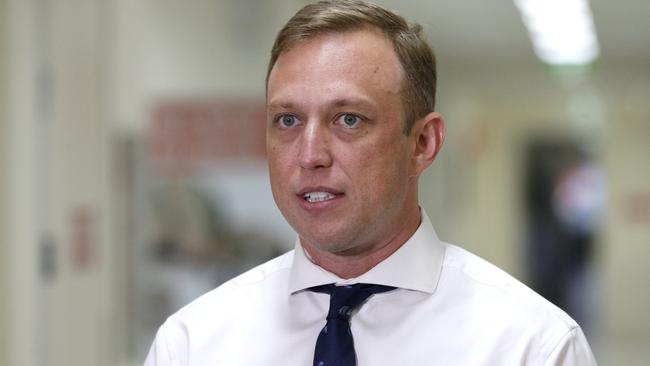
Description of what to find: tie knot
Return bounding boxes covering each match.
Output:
[309,283,395,321]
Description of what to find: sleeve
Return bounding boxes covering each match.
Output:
[543,326,597,366]
[143,323,181,366]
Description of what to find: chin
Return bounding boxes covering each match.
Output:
[297,226,360,254]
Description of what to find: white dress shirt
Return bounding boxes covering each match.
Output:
[144,211,597,365]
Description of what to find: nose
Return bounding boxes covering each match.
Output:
[298,121,332,170]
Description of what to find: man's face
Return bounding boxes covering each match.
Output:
[266,28,421,258]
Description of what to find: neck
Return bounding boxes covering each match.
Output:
[302,208,422,279]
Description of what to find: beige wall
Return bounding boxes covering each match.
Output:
[0,0,9,363]
[42,1,114,365]
[4,0,39,364]
[3,0,115,365]
[600,70,650,339]
[111,0,304,134]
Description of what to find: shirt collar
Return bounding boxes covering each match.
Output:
[288,209,445,295]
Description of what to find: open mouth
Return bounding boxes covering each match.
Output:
[303,191,337,203]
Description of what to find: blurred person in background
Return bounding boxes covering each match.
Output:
[145,1,596,365]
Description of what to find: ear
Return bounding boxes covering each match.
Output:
[410,112,445,177]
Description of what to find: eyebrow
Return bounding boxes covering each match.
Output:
[331,97,375,108]
[267,97,376,111]
[267,101,297,111]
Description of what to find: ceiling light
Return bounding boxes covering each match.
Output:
[515,0,600,65]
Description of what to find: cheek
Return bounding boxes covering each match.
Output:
[267,142,299,201]
[267,150,287,190]
[351,144,407,191]
[267,141,290,170]
[268,166,291,214]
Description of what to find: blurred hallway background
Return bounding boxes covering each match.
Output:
[1,0,649,365]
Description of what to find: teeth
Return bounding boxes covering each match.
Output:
[304,191,336,203]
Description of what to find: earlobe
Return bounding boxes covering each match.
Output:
[412,112,445,176]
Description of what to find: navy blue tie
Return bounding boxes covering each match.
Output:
[309,284,396,366]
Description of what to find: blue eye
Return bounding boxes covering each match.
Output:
[341,114,360,128]
[279,115,296,127]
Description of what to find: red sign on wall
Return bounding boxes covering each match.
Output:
[149,99,267,165]
[70,206,96,270]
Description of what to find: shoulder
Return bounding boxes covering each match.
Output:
[439,244,581,360]
[442,243,574,320]
[164,250,294,330]
[145,251,295,364]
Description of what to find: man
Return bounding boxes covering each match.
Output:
[145,1,597,365]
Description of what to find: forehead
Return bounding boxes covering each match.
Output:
[267,28,404,101]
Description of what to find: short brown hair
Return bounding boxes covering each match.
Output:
[266,0,437,135]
